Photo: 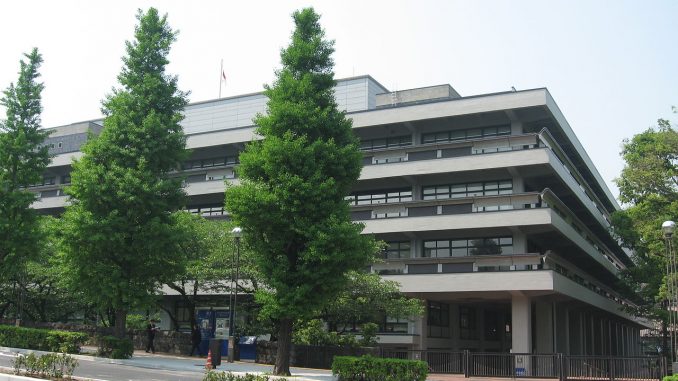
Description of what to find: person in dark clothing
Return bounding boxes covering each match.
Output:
[190,324,203,356]
[145,320,159,353]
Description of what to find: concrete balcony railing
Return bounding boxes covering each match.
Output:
[371,253,544,276]
[359,130,613,231]
[353,188,625,276]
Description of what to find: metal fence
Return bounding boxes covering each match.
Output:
[380,349,666,380]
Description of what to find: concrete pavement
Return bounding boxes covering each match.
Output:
[0,346,335,381]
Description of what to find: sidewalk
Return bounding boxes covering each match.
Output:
[1,346,336,381]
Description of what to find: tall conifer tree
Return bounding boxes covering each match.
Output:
[0,48,49,279]
[225,8,376,375]
[60,8,188,338]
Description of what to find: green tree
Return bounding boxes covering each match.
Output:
[161,213,262,331]
[225,8,376,375]
[321,271,423,333]
[0,217,94,322]
[612,117,678,355]
[59,8,188,338]
[0,48,50,280]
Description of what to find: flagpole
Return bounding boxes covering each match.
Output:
[219,59,223,99]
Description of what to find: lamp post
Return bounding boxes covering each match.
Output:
[227,227,242,363]
[663,221,676,368]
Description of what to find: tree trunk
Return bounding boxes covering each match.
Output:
[662,317,669,361]
[273,318,293,376]
[114,308,128,339]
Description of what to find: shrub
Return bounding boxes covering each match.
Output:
[12,352,78,379]
[359,323,379,347]
[97,336,134,359]
[202,371,288,381]
[663,376,678,381]
[332,355,428,381]
[0,325,87,353]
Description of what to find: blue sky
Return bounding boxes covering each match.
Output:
[0,0,676,200]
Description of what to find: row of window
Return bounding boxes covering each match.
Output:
[382,237,514,259]
[182,156,238,170]
[358,125,512,151]
[423,180,512,200]
[423,237,514,258]
[346,188,413,205]
[347,181,512,206]
[360,135,412,151]
[428,302,510,340]
[187,205,226,217]
[422,125,511,144]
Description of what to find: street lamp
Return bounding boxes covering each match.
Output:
[663,220,676,368]
[227,227,242,363]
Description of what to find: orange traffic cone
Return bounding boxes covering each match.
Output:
[205,349,214,370]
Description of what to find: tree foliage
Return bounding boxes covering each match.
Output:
[161,212,262,330]
[225,7,376,375]
[1,217,93,322]
[0,48,50,278]
[612,117,678,323]
[321,271,423,332]
[58,8,188,337]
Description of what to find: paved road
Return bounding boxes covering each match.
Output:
[0,349,335,381]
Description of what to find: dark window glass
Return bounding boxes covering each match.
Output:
[428,301,450,338]
[460,306,477,340]
[347,188,412,206]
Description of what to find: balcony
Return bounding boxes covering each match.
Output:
[359,130,613,232]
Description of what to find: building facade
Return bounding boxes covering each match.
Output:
[33,75,644,356]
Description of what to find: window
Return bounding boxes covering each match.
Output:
[459,306,477,340]
[187,204,226,217]
[29,176,56,188]
[423,237,513,258]
[422,180,512,200]
[183,155,238,170]
[484,311,499,341]
[384,241,411,259]
[61,175,71,184]
[360,135,412,151]
[422,125,511,144]
[346,188,412,205]
[383,317,409,333]
[428,301,450,338]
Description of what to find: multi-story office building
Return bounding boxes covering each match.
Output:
[33,75,644,356]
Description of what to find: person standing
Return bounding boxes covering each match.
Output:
[145,319,159,353]
[190,323,203,357]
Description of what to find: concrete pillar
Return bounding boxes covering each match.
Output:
[511,121,524,135]
[512,230,528,255]
[555,303,570,354]
[512,292,532,376]
[568,310,582,355]
[512,175,525,193]
[415,306,427,350]
[511,292,532,353]
[535,301,554,353]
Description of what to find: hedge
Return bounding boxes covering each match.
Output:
[97,336,134,359]
[332,355,428,381]
[0,325,88,353]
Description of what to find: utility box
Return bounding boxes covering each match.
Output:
[238,336,257,361]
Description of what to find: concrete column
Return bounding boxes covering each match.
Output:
[512,292,532,376]
[511,121,524,135]
[568,310,582,355]
[535,301,554,353]
[512,230,528,255]
[415,306,427,350]
[512,174,525,193]
[555,303,570,354]
[511,292,532,353]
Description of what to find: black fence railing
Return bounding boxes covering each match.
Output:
[380,350,666,380]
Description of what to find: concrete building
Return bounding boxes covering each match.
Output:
[33,75,644,356]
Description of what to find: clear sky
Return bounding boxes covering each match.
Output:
[1,0,676,200]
